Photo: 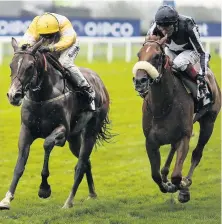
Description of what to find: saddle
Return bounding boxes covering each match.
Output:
[44,53,93,110]
[173,63,217,112]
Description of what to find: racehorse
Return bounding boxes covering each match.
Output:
[0,38,112,209]
[132,35,221,202]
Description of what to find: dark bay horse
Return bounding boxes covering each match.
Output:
[0,38,111,209]
[132,35,221,203]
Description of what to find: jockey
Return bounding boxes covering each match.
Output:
[146,5,211,106]
[19,12,95,111]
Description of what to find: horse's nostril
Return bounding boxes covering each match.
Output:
[14,92,22,100]
[6,93,9,98]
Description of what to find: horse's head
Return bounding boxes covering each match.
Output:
[132,35,168,96]
[7,38,43,106]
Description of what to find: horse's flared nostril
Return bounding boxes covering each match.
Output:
[14,92,22,101]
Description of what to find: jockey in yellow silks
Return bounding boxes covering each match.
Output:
[19,12,95,111]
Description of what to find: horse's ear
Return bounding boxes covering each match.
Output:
[159,35,168,45]
[11,37,18,52]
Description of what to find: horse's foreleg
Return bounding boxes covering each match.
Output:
[38,125,66,199]
[63,132,96,208]
[146,139,177,194]
[182,117,215,188]
[161,144,176,183]
[0,124,33,210]
[171,136,190,188]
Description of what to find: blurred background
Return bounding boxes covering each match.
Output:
[0,0,221,63]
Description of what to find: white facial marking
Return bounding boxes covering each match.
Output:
[146,46,151,53]
[17,58,22,74]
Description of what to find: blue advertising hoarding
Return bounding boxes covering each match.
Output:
[0,17,140,37]
[71,18,140,37]
[0,17,220,37]
[161,0,221,37]
[197,22,221,37]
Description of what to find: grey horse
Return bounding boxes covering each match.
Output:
[0,38,112,209]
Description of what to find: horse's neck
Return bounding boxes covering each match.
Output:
[148,69,174,116]
[27,63,65,102]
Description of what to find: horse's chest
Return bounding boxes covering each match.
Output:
[22,104,67,136]
[149,121,184,144]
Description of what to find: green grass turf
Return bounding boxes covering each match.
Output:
[0,53,220,224]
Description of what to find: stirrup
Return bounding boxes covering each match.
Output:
[89,100,96,111]
[202,96,211,106]
[78,87,94,102]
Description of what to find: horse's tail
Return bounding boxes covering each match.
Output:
[94,88,116,146]
[95,111,113,146]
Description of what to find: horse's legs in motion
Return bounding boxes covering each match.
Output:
[168,136,191,203]
[38,125,66,198]
[146,139,177,194]
[68,134,97,199]
[0,124,34,210]
[171,136,190,188]
[178,116,215,203]
[161,144,176,183]
[85,160,97,199]
[63,129,96,208]
[182,115,215,188]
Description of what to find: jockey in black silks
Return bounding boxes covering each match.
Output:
[146,5,211,106]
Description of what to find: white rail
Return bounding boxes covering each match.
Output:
[0,36,221,64]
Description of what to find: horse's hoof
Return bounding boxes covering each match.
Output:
[180,178,192,188]
[62,203,73,209]
[38,185,51,199]
[87,193,97,200]
[166,182,178,193]
[0,200,10,210]
[160,185,168,194]
[178,189,190,203]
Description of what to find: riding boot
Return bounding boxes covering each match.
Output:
[183,64,211,107]
[183,64,198,80]
[65,66,95,111]
[196,75,211,106]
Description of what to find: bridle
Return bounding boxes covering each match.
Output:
[142,39,167,84]
[142,40,175,118]
[12,50,45,95]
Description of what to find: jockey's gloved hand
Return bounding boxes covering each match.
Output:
[39,46,51,53]
[196,74,206,86]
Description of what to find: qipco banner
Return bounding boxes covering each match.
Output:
[0,17,141,37]
[71,18,140,37]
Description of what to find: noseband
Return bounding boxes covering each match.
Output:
[13,50,45,93]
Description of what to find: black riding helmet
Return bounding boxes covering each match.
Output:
[155,5,179,26]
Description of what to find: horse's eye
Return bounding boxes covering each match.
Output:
[28,64,34,70]
[141,78,148,83]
